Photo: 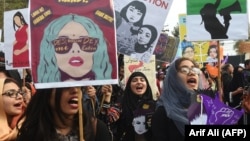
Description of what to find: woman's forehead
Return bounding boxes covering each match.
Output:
[132,76,145,79]
[179,60,194,66]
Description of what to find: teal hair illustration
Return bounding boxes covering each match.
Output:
[38,14,112,82]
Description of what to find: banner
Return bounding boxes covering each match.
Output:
[186,0,248,41]
[30,0,117,88]
[115,0,173,63]
[153,33,179,63]
[4,8,30,70]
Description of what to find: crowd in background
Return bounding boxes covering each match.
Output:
[1,51,250,141]
[1,0,250,140]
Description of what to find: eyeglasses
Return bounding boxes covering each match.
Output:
[51,37,99,54]
[178,66,200,75]
[2,89,26,99]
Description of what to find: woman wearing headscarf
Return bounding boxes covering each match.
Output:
[116,71,156,141]
[0,77,24,140]
[151,57,200,141]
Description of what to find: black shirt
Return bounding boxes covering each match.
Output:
[151,106,184,141]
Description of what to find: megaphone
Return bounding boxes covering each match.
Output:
[219,0,241,16]
[219,0,241,32]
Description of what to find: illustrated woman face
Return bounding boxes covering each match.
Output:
[132,115,147,135]
[209,47,217,59]
[130,76,147,96]
[183,47,195,60]
[14,16,22,27]
[177,60,200,90]
[137,27,151,45]
[126,5,143,23]
[53,21,98,79]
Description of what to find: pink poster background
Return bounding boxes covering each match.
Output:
[30,0,117,88]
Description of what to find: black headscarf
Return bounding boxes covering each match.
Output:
[122,71,153,125]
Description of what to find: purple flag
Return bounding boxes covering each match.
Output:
[201,93,244,125]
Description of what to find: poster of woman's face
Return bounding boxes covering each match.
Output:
[30,0,117,88]
[182,46,195,60]
[206,45,218,63]
[115,0,174,63]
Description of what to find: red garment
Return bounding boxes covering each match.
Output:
[13,25,29,67]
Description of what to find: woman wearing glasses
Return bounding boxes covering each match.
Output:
[0,77,25,140]
[37,14,112,82]
[151,57,200,141]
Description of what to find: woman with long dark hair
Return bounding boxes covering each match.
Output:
[117,72,156,141]
[16,87,111,141]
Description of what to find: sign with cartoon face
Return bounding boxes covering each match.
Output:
[30,0,117,88]
[115,0,174,63]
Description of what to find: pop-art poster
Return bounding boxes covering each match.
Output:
[124,55,158,100]
[153,33,179,63]
[186,0,248,41]
[4,8,30,70]
[30,0,117,88]
[114,0,173,63]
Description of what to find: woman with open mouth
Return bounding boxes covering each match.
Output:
[151,57,200,141]
[116,71,156,141]
[16,87,111,141]
[0,77,25,140]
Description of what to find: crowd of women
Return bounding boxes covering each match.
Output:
[2,0,250,141]
[1,53,250,141]
[0,56,198,141]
